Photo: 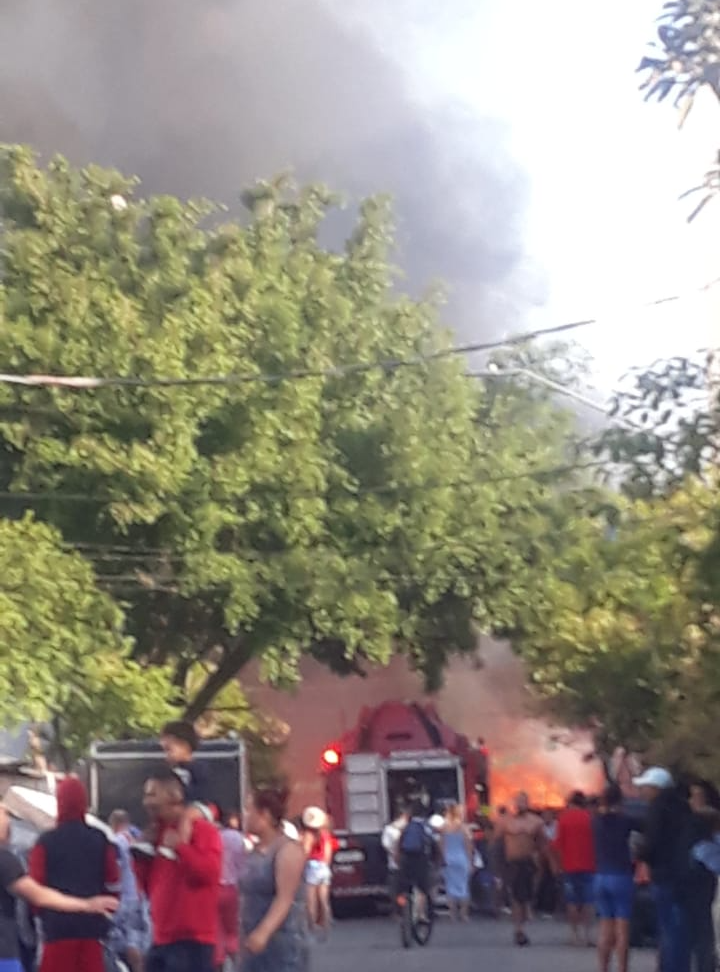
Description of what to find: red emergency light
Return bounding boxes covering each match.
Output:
[321,746,341,770]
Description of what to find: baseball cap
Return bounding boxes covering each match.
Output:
[632,767,674,790]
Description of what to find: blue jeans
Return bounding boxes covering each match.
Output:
[651,883,690,972]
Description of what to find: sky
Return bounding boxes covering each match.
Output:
[324,0,720,390]
[0,0,716,395]
[0,0,540,340]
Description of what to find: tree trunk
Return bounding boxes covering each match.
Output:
[172,654,194,689]
[50,714,71,772]
[183,640,254,721]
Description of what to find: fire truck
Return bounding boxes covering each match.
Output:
[321,701,489,909]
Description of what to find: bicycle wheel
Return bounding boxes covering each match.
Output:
[397,893,412,949]
[411,889,434,947]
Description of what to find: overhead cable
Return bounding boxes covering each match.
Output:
[0,278,716,391]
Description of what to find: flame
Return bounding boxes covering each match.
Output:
[491,766,570,810]
[485,715,604,813]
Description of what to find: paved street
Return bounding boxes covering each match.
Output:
[313,916,657,972]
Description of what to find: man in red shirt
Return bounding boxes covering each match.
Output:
[134,767,221,972]
[554,790,596,946]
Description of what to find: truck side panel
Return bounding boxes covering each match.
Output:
[88,740,245,825]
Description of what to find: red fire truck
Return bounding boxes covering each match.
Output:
[321,701,489,909]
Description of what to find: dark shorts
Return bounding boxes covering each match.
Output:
[564,871,595,907]
[388,868,402,900]
[506,858,536,906]
[146,942,214,972]
[595,873,635,920]
[399,853,431,897]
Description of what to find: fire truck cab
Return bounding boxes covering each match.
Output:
[321,701,489,909]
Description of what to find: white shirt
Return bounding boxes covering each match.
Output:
[282,819,300,841]
[382,818,406,871]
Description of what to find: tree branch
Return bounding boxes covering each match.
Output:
[183,639,255,720]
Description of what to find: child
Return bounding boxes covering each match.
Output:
[158,720,212,856]
[302,807,333,938]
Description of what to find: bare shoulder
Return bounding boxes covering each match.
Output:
[278,837,306,864]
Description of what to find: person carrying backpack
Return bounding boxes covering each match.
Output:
[397,801,434,912]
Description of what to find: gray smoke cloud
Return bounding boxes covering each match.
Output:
[0,0,542,333]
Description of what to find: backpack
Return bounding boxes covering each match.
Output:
[400,819,429,855]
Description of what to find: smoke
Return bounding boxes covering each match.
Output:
[246,642,602,814]
[0,0,541,333]
[449,641,602,808]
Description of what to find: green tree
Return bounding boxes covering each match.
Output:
[0,514,177,760]
[640,0,720,218]
[0,147,593,714]
[508,477,720,775]
[523,343,720,772]
[600,353,719,493]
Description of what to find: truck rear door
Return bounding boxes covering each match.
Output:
[383,750,465,816]
[344,753,386,834]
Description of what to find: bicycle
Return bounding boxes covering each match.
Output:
[397,883,434,948]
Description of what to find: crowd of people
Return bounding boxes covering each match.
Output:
[0,721,331,972]
[383,766,720,972]
[379,765,720,972]
[2,721,720,972]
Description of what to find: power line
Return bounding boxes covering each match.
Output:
[0,458,606,509]
[0,323,590,388]
[69,543,171,554]
[74,550,185,563]
[470,367,638,428]
[90,504,696,592]
[0,279,716,392]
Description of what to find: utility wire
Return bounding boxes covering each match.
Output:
[0,279,716,391]
[0,319,595,389]
[90,503,698,591]
[470,368,638,429]
[0,458,607,507]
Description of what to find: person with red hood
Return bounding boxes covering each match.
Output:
[29,776,119,972]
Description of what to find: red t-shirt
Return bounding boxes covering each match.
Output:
[308,831,334,863]
[135,819,222,946]
[554,807,596,873]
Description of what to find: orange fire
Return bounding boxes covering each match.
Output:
[490,767,588,811]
